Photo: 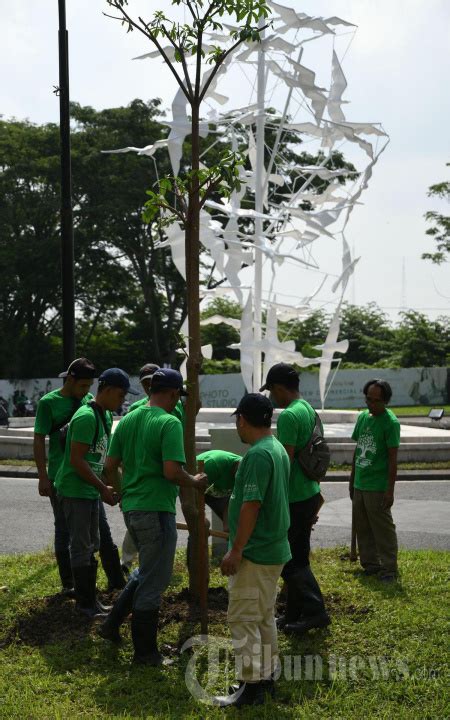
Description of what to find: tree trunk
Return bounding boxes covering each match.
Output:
[181,100,210,604]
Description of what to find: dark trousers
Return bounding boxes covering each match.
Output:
[281,493,327,621]
[60,496,100,568]
[353,489,398,575]
[204,493,229,521]
[50,485,114,556]
[282,493,322,581]
[50,488,71,555]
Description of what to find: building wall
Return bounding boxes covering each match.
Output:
[0,366,448,413]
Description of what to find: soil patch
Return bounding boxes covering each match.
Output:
[1,587,229,649]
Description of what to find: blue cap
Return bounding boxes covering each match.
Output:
[151,368,188,396]
[98,368,139,395]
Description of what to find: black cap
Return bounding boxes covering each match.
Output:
[232,393,273,425]
[59,357,96,380]
[260,362,299,391]
[151,368,188,396]
[139,363,160,381]
[98,368,139,395]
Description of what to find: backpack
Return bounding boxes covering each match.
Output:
[297,405,330,482]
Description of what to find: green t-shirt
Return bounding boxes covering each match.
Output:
[34,389,94,481]
[171,400,186,427]
[128,397,185,427]
[228,435,291,565]
[108,406,186,513]
[54,404,112,500]
[352,409,400,492]
[128,397,148,413]
[277,398,321,503]
[197,450,241,497]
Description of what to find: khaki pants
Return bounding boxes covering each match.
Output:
[227,558,284,683]
[353,489,398,575]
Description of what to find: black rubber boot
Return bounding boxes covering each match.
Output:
[72,565,108,619]
[277,581,300,628]
[88,560,112,613]
[55,550,75,597]
[97,575,139,644]
[214,682,267,707]
[228,677,275,698]
[131,608,172,666]
[283,566,330,635]
[99,544,127,592]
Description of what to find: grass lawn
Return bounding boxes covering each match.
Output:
[328,461,450,472]
[350,405,450,417]
[0,548,448,720]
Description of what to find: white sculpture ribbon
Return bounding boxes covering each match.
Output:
[104,2,387,404]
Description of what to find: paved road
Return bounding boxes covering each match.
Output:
[0,478,449,555]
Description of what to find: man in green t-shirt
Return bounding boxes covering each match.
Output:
[34,357,96,594]
[260,363,330,635]
[96,447,240,647]
[103,368,206,666]
[120,362,160,572]
[215,394,291,709]
[120,362,189,573]
[197,450,241,531]
[350,379,400,581]
[55,368,138,617]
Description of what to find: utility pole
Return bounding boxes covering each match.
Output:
[58,0,76,365]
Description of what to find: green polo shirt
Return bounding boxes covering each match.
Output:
[352,409,401,492]
[54,404,112,500]
[197,450,241,497]
[34,389,94,481]
[108,405,186,513]
[277,398,321,503]
[228,435,291,565]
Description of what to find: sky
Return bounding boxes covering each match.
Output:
[1,0,449,322]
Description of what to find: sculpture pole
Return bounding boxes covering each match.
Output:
[253,18,266,392]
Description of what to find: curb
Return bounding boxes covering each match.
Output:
[0,466,449,481]
[325,470,450,482]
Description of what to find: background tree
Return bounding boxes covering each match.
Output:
[0,119,63,377]
[393,312,449,368]
[200,297,241,354]
[0,104,182,377]
[422,167,449,264]
[338,303,395,367]
[70,99,186,367]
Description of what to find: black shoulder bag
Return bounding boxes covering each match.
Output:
[87,401,110,450]
[297,405,331,482]
[49,398,82,451]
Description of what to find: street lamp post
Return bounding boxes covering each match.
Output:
[58,0,75,365]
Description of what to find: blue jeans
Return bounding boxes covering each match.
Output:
[60,497,100,568]
[124,511,177,613]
